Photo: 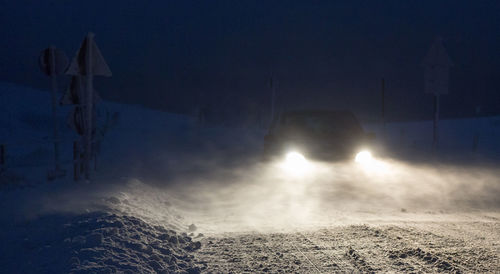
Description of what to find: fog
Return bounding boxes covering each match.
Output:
[68,153,497,234]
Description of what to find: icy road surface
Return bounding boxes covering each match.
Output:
[196,214,499,273]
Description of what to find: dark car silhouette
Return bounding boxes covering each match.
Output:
[263,110,375,162]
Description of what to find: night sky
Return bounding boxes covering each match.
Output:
[0,0,498,122]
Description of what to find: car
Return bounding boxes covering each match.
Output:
[263,110,375,162]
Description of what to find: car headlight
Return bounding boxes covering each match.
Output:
[355,150,373,165]
[281,151,311,177]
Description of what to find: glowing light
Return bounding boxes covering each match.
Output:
[355,150,373,165]
[281,151,311,176]
[354,150,390,174]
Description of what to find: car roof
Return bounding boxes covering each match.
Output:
[283,109,354,115]
[272,109,363,131]
[281,109,357,119]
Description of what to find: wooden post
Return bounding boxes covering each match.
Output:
[73,141,79,181]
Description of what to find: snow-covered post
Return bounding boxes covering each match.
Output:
[66,32,112,181]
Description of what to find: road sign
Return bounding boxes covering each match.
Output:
[61,76,84,105]
[68,106,85,136]
[423,37,453,148]
[66,33,111,180]
[39,47,68,76]
[61,76,101,106]
[66,34,112,77]
[423,37,453,95]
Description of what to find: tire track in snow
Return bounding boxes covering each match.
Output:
[381,225,497,272]
[282,232,322,273]
[333,224,464,272]
[299,227,377,272]
[195,221,499,272]
[292,230,356,272]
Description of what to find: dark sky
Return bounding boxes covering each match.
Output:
[0,0,499,121]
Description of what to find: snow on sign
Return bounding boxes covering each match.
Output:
[423,37,453,95]
[60,76,101,106]
[66,34,112,77]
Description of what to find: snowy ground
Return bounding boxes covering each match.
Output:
[197,216,500,273]
[1,82,499,272]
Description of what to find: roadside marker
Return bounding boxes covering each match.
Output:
[423,36,453,149]
[66,32,111,180]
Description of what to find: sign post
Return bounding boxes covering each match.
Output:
[39,46,68,179]
[423,37,453,148]
[66,32,111,180]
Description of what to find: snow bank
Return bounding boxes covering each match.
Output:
[0,82,208,272]
[0,211,203,273]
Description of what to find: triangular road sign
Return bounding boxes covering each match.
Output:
[66,33,112,77]
[60,76,102,105]
[423,37,453,68]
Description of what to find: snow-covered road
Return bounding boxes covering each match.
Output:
[196,215,500,272]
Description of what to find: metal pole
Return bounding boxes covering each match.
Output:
[84,33,94,180]
[433,94,440,148]
[49,46,61,171]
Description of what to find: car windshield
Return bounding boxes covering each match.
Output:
[282,112,362,135]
